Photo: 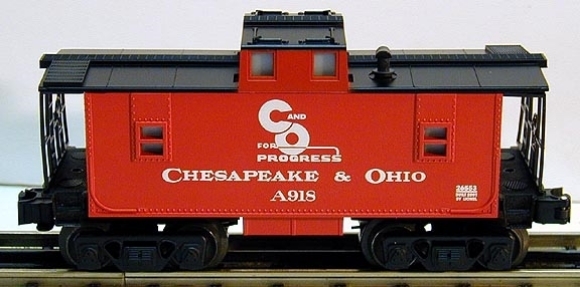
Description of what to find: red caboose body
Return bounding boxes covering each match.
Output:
[19,10,570,272]
[86,91,503,234]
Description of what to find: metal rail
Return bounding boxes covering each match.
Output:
[2,269,580,287]
[1,232,580,286]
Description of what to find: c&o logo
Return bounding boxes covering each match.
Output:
[258,99,310,155]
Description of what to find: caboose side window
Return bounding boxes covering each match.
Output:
[419,124,451,160]
[141,126,164,140]
[135,122,167,158]
[424,126,447,139]
[251,52,275,77]
[312,51,336,77]
[141,142,163,156]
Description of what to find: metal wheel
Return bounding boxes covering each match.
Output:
[58,226,110,270]
[58,226,79,267]
[359,220,382,266]
[359,220,417,270]
[509,228,529,267]
[165,221,229,270]
[476,227,530,270]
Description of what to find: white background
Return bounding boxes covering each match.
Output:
[1,1,579,231]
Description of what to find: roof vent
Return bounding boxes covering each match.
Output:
[369,46,397,85]
[250,28,288,45]
[253,10,287,16]
[299,28,338,45]
[300,10,334,16]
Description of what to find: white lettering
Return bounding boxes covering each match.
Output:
[270,190,288,202]
[161,168,182,184]
[227,171,242,181]
[182,170,199,181]
[200,170,213,181]
[287,171,303,182]
[214,170,227,181]
[305,190,316,202]
[162,168,320,184]
[412,172,427,182]
[305,171,319,182]
[365,168,385,185]
[257,153,342,163]
[271,171,286,181]
[243,170,259,181]
[270,190,316,202]
[257,142,278,149]
[258,99,311,156]
[258,170,272,181]
[455,185,479,202]
[385,171,403,182]
[365,168,427,184]
[287,113,306,120]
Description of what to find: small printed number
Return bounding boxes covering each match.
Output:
[455,185,477,192]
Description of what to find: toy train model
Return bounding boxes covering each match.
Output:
[18,10,570,272]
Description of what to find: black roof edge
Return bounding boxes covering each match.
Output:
[350,88,549,94]
[38,87,239,94]
[348,53,547,67]
[42,87,546,95]
[40,53,239,69]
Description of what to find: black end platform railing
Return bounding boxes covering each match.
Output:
[40,92,69,187]
[516,94,546,189]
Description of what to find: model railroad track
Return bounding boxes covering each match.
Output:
[1,232,580,286]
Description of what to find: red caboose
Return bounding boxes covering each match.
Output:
[19,10,570,271]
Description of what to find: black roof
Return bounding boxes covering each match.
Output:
[39,50,240,92]
[349,45,548,93]
[38,45,548,94]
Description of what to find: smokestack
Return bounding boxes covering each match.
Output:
[369,46,397,85]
